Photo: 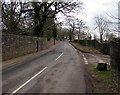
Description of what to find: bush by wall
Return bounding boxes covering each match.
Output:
[2,34,54,61]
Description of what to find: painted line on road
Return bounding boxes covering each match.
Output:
[56,53,63,61]
[91,54,110,65]
[11,67,47,95]
[91,54,104,63]
[83,57,88,64]
[80,52,88,64]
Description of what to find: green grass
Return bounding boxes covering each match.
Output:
[88,65,119,92]
[71,42,100,54]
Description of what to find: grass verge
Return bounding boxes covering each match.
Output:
[70,42,100,54]
[88,65,119,93]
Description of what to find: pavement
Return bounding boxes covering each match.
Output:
[2,41,86,94]
[2,41,110,94]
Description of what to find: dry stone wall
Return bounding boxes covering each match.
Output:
[2,34,54,61]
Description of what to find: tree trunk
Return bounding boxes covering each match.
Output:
[69,36,72,41]
[78,34,80,40]
[100,34,103,42]
[54,39,55,45]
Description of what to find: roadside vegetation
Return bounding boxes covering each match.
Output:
[70,42,100,54]
[88,65,119,93]
[71,41,119,93]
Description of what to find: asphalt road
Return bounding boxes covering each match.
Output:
[2,41,86,94]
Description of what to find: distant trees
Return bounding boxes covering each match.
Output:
[94,16,110,42]
[65,18,89,41]
[58,28,69,40]
[76,19,86,40]
[68,20,76,41]
[105,32,116,41]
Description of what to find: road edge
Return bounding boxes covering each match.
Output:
[2,41,61,71]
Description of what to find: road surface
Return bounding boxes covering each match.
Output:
[2,41,86,94]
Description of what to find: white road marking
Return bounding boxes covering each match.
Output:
[91,54,104,63]
[11,67,47,94]
[91,54,110,65]
[83,57,88,64]
[80,52,88,64]
[56,53,63,61]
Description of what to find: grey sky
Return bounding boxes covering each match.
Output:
[57,0,119,30]
[56,0,120,39]
[81,0,119,28]
[58,0,120,37]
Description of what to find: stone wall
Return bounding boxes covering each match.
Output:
[110,40,120,71]
[2,34,54,61]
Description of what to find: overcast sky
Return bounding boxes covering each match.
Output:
[57,0,120,32]
[80,0,119,28]
[58,0,120,37]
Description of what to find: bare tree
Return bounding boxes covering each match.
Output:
[66,18,77,41]
[105,32,116,41]
[65,18,87,41]
[94,15,110,42]
[69,22,75,41]
[76,19,86,40]
[105,12,120,38]
[93,34,98,40]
